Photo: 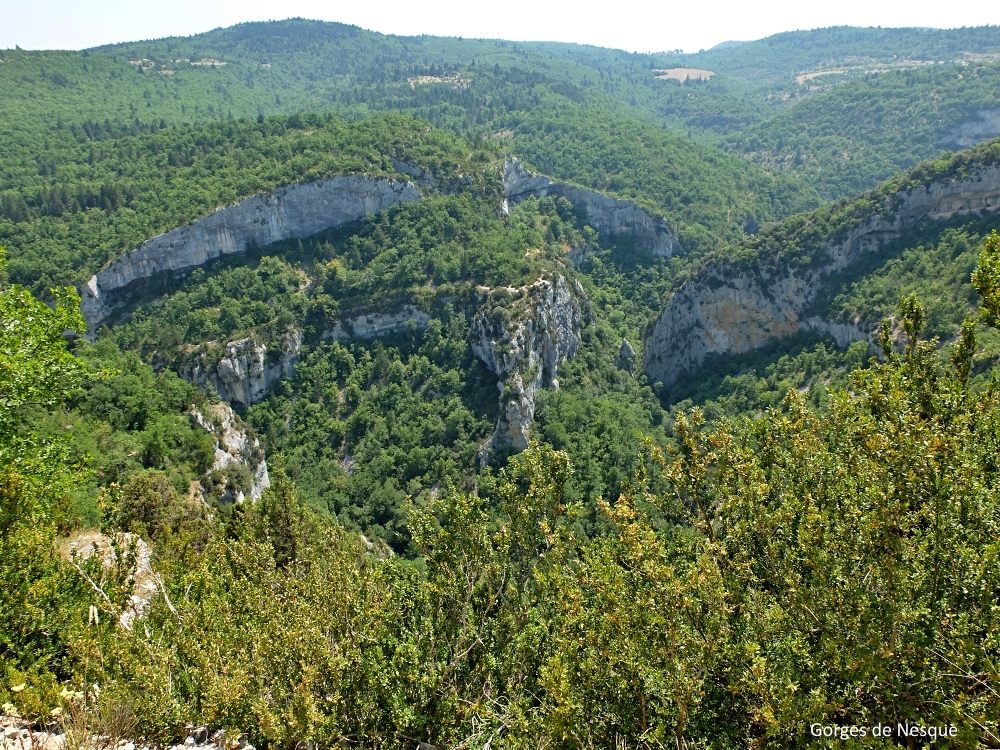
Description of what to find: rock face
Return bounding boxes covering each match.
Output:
[61,531,159,631]
[471,275,583,462]
[80,176,422,332]
[617,338,637,372]
[176,307,431,408]
[190,402,270,503]
[501,159,682,258]
[943,108,1000,149]
[644,163,1000,389]
[324,305,431,341]
[179,329,303,408]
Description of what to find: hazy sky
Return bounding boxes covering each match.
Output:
[4,0,998,53]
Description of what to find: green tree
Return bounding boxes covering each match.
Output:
[0,247,91,716]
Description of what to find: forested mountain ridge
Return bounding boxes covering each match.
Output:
[661,25,1000,86]
[3,20,998,210]
[645,138,1000,390]
[0,108,809,295]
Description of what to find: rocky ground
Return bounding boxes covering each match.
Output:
[1,717,255,750]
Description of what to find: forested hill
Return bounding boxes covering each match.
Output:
[0,111,812,295]
[660,25,1000,86]
[2,20,998,202]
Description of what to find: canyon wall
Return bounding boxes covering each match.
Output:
[644,163,1000,389]
[81,176,421,331]
[502,159,682,259]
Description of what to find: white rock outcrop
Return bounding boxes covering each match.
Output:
[502,158,682,259]
[644,162,1000,389]
[944,108,1000,149]
[175,305,433,408]
[190,402,270,502]
[471,275,583,462]
[179,329,303,408]
[324,305,431,341]
[80,176,421,332]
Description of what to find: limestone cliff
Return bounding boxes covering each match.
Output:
[644,161,1000,389]
[190,402,270,503]
[502,159,682,259]
[80,176,421,331]
[176,307,431,408]
[471,275,583,462]
[179,329,304,408]
[943,109,1000,150]
[324,305,431,341]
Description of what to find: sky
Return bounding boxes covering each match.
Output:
[4,0,998,53]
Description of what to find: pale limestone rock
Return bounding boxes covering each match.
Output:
[643,163,1000,389]
[471,275,583,462]
[323,305,431,341]
[175,305,432,409]
[943,108,1000,149]
[189,402,270,503]
[617,338,637,372]
[502,158,682,258]
[80,176,421,332]
[179,329,302,408]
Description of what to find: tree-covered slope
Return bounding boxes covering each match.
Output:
[3,18,1000,745]
[5,20,998,211]
[3,231,999,748]
[647,139,1000,418]
[0,113,494,291]
[662,25,1000,88]
[725,62,1000,197]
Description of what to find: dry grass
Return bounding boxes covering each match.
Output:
[59,698,138,750]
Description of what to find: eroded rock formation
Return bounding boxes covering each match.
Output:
[502,159,682,259]
[190,402,271,502]
[80,176,421,331]
[644,162,1000,389]
[471,274,583,462]
[176,306,432,408]
[943,109,1000,150]
[178,329,303,408]
[324,305,431,341]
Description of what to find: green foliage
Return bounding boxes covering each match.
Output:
[725,62,1000,198]
[0,267,85,437]
[972,229,1000,327]
[4,19,1000,745]
[6,311,1000,743]
[0,261,93,716]
[1,112,490,293]
[100,469,209,549]
[246,325,496,551]
[505,104,820,253]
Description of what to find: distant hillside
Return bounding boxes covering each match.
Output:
[663,26,1000,88]
[2,20,998,202]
